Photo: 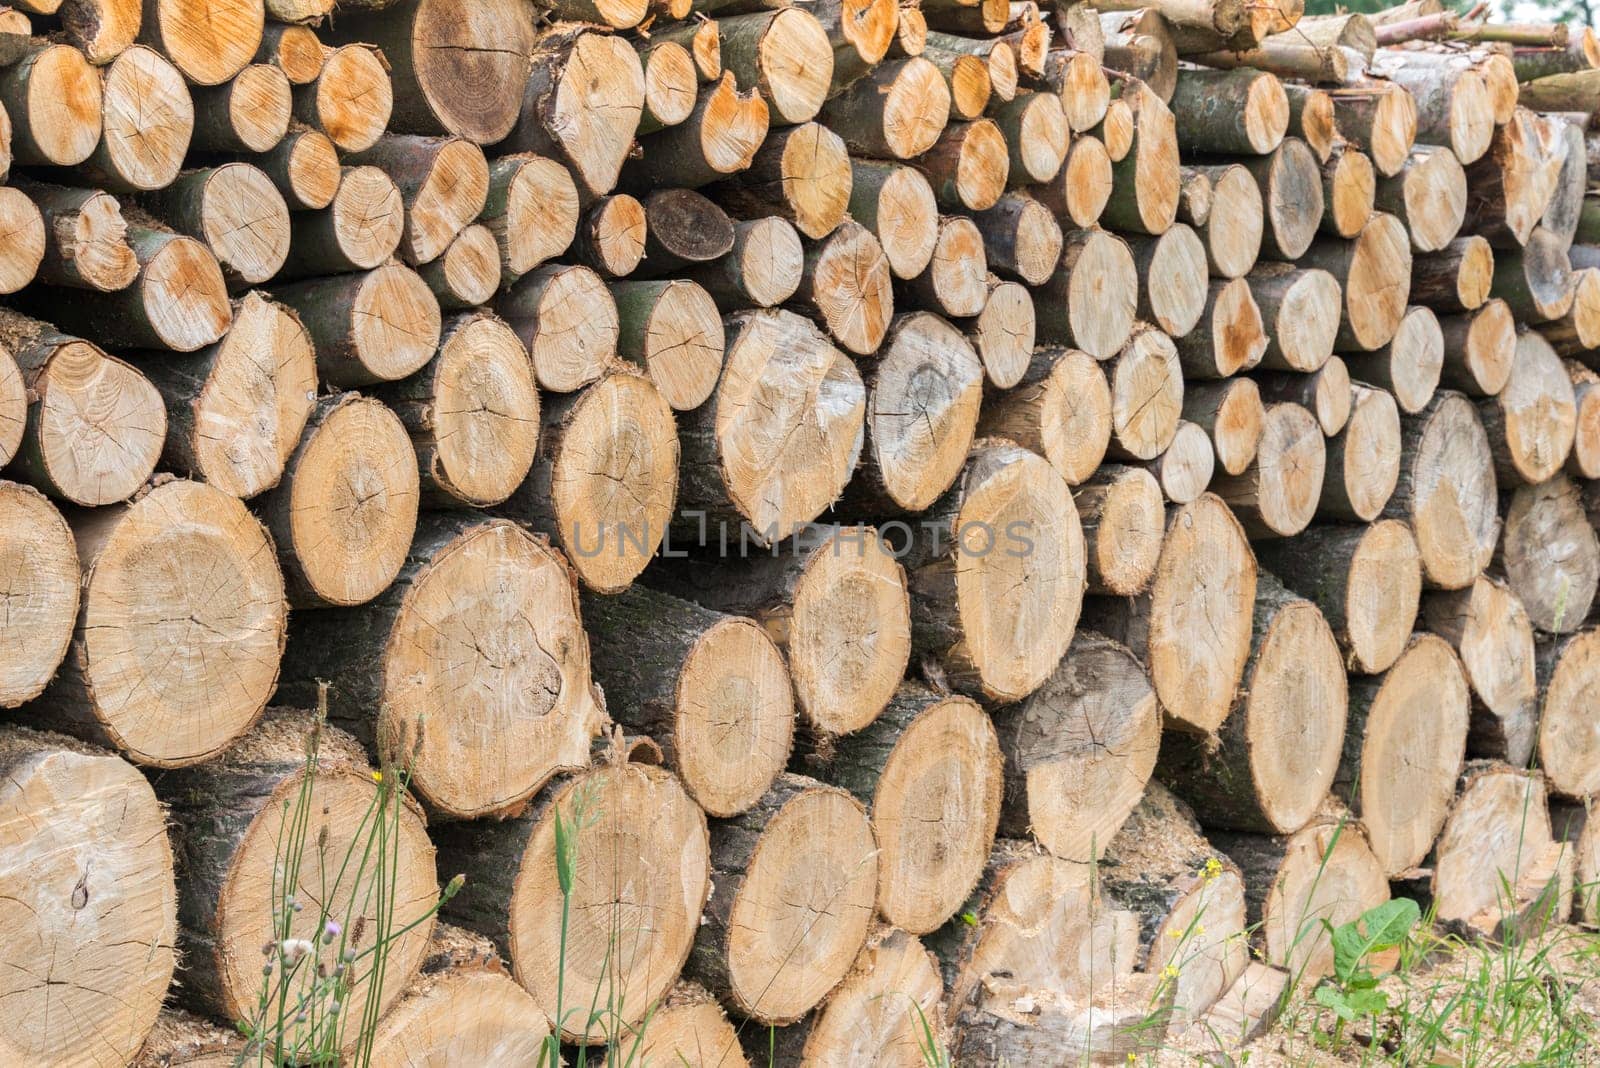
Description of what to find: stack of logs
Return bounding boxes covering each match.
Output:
[3,0,1600,1062]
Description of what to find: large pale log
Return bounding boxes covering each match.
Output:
[1256,356,1351,437]
[1424,576,1540,765]
[1213,402,1325,539]
[435,757,708,1042]
[1101,82,1180,235]
[1411,235,1494,313]
[1370,56,1494,165]
[815,0,898,82]
[847,158,939,280]
[1343,304,1444,415]
[497,264,616,393]
[1500,474,1599,634]
[1298,213,1412,351]
[1083,493,1257,735]
[989,90,1067,188]
[0,311,163,505]
[714,122,851,239]
[279,166,403,277]
[720,9,832,126]
[1327,85,1417,177]
[138,0,260,85]
[1321,143,1376,239]
[1040,132,1113,227]
[1169,68,1288,155]
[1175,277,1267,379]
[1463,108,1568,248]
[1035,228,1138,359]
[55,0,141,63]
[914,117,1010,211]
[905,215,987,319]
[1479,329,1577,485]
[0,729,175,1066]
[146,164,291,286]
[978,346,1109,485]
[143,292,315,501]
[1186,163,1263,280]
[1319,384,1402,523]
[1385,391,1498,592]
[1245,264,1339,373]
[0,484,78,708]
[1439,300,1516,398]
[11,181,136,292]
[273,264,441,386]
[820,57,951,160]
[1371,146,1467,255]
[189,64,291,154]
[347,135,490,266]
[1184,377,1264,477]
[1129,224,1208,338]
[573,193,646,280]
[1098,325,1182,462]
[1538,631,1600,801]
[75,45,189,193]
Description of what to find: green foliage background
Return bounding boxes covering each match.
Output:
[1299,0,1594,27]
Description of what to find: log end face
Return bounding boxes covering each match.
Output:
[202,163,292,285]
[430,315,539,506]
[883,57,952,160]
[677,618,794,818]
[411,0,538,143]
[869,313,984,512]
[0,483,78,708]
[229,64,294,153]
[1345,518,1421,676]
[36,344,166,507]
[352,264,443,381]
[99,46,193,191]
[150,0,263,86]
[0,187,43,295]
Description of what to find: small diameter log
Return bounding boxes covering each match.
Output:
[1541,117,1587,248]
[1343,305,1444,416]
[719,9,832,126]
[819,684,1003,934]
[1039,133,1114,228]
[906,442,1085,703]
[1187,163,1264,280]
[1129,224,1208,338]
[847,159,939,280]
[1492,227,1575,325]
[1412,236,1494,314]
[1169,68,1288,156]
[1142,421,1214,504]
[1213,819,1390,980]
[75,46,189,193]
[16,181,138,292]
[142,292,316,500]
[626,71,770,190]
[1175,277,1268,380]
[0,484,78,708]
[274,264,442,386]
[632,983,747,1068]
[821,57,951,161]
[1384,391,1499,590]
[0,186,42,294]
[1424,576,1540,766]
[147,164,290,286]
[1438,301,1516,401]
[1430,764,1570,937]
[1035,228,1138,360]
[1257,356,1352,439]
[716,123,851,241]
[327,0,536,143]
[258,394,419,608]
[159,717,436,1051]
[278,515,605,819]
[279,166,403,277]
[1285,84,1336,162]
[1076,466,1166,596]
[904,214,988,319]
[816,0,898,81]
[1179,167,1213,227]
[638,187,735,276]
[973,193,1062,286]
[1499,475,1599,634]
[612,279,725,412]
[0,730,176,1066]
[923,45,989,122]
[967,277,1035,388]
[652,18,722,83]
[497,264,617,393]
[1036,48,1110,133]
[914,118,1010,212]
[1213,401,1326,539]
[687,216,804,311]
[1100,10,1177,103]
[1185,378,1265,477]
[1541,268,1600,356]
[189,64,292,153]
[56,0,141,64]
[1083,493,1258,735]
[508,371,679,595]
[288,44,391,154]
[585,586,793,818]
[978,346,1110,485]
[348,135,489,266]
[255,126,339,211]
[1464,109,1570,248]
[0,42,102,168]
[1299,213,1413,352]
[1479,330,1577,485]
[31,479,286,765]
[990,90,1068,188]
[677,310,865,546]
[637,39,697,134]
[993,630,1159,861]
[1246,264,1339,373]
[481,154,578,283]
[1240,138,1324,264]
[1567,361,1600,479]
[1100,326,1183,462]
[1321,143,1376,240]
[1101,82,1180,236]
[1318,384,1402,523]
[1160,573,1346,834]
[137,0,260,85]
[257,23,325,84]
[1538,630,1600,800]
[573,194,646,280]
[1375,154,1465,264]
[1327,84,1417,177]
[375,312,539,509]
[686,774,877,1025]
[419,224,499,309]
[796,220,895,355]
[851,312,984,514]
[0,311,164,506]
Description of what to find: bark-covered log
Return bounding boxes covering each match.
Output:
[1479,329,1577,485]
[1540,267,1600,357]
[794,220,895,355]
[1100,8,1177,102]
[1169,68,1288,155]
[13,181,138,292]
[0,42,103,167]
[822,56,951,160]
[1369,55,1494,165]
[481,153,578,284]
[913,117,1010,212]
[714,122,851,239]
[0,483,78,709]
[1343,305,1443,415]
[904,214,988,318]
[570,193,646,280]
[0,185,42,294]
[1101,82,1180,236]
[136,0,260,85]
[1383,391,1499,589]
[417,224,499,309]
[146,163,291,285]
[1463,108,1569,248]
[1321,142,1376,240]
[189,64,292,154]
[1499,474,1599,634]
[282,161,403,274]
[1076,466,1165,596]
[273,263,441,386]
[626,71,770,189]
[1566,359,1600,479]
[847,158,939,280]
[1439,301,1516,403]
[1213,401,1325,538]
[256,23,325,84]
[1129,224,1208,339]
[1326,84,1417,177]
[289,44,391,153]
[719,9,833,126]
[686,215,803,311]
[1183,378,1263,478]
[1035,228,1138,360]
[347,135,489,266]
[1411,235,1494,314]
[1374,146,1467,254]
[1244,264,1339,373]
[1139,421,1214,504]
[1175,277,1268,379]
[1039,133,1114,228]
[973,192,1062,286]
[1186,163,1263,280]
[990,90,1068,187]
[1424,576,1540,766]
[604,279,724,412]
[497,263,617,393]
[1036,46,1111,133]
[978,346,1110,485]
[1298,213,1412,352]
[637,38,698,135]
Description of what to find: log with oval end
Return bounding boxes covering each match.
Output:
[607,279,724,412]
[990,90,1067,187]
[417,224,499,308]
[280,166,404,277]
[143,292,316,500]
[279,516,605,818]
[1129,223,1208,339]
[1038,47,1110,132]
[904,214,988,319]
[637,187,734,276]
[847,159,938,280]
[1479,329,1577,485]
[817,0,899,82]
[973,193,1062,286]
[348,135,489,266]
[1141,421,1214,504]
[257,23,325,84]
[1160,573,1347,835]
[18,182,138,293]
[1036,228,1138,360]
[56,0,141,64]
[1372,147,1466,258]
[1384,391,1498,589]
[1184,378,1265,478]
[1040,133,1114,228]
[1300,214,1413,353]
[497,264,617,393]
[1285,83,1336,162]
[715,122,851,240]
[797,220,895,355]
[1102,326,1183,461]
[1321,143,1376,240]
[0,484,78,709]
[1376,58,1494,166]
[1101,83,1180,236]
[1567,360,1600,479]
[138,0,260,85]
[256,126,339,211]
[0,311,165,506]
[1317,384,1401,522]
[1214,402,1325,538]
[685,774,878,1024]
[0,42,103,168]
[626,71,770,189]
[1176,277,1267,379]
[1411,236,1494,314]
[719,9,833,126]
[289,44,390,153]
[573,194,647,280]
[1424,576,1540,766]
[1327,84,1416,177]
[1170,68,1288,155]
[1246,264,1339,373]
[1343,306,1442,417]
[482,154,578,282]
[0,731,176,1067]
[1537,630,1600,800]
[631,982,747,1067]
[1185,164,1263,281]
[965,276,1034,388]
[0,186,42,294]
[1499,474,1599,634]
[978,346,1110,486]
[1237,138,1324,263]
[275,264,441,386]
[190,64,292,153]
[688,216,803,311]
[637,39,698,134]
[1540,267,1600,356]
[1076,466,1165,596]
[822,57,951,161]
[914,117,1009,212]
[149,164,291,286]
[1492,226,1575,324]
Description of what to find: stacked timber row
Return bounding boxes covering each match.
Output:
[2,0,1600,1062]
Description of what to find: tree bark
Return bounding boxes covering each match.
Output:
[189,64,291,153]
[972,192,1062,286]
[711,121,851,239]
[1169,68,1288,155]
[146,163,291,286]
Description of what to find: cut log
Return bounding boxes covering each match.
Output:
[1179,164,1216,226]
[1317,384,1402,523]
[967,277,1035,388]
[1241,138,1323,263]
[327,0,535,144]
[55,0,141,64]
[147,164,290,286]
[1213,402,1325,539]
[1424,576,1539,766]
[1083,493,1257,735]
[990,90,1068,188]
[637,39,698,134]
[1035,228,1138,360]
[1298,213,1412,351]
[1098,325,1183,461]
[654,18,723,83]
[639,187,735,275]
[714,122,851,240]
[905,441,1084,702]
[847,159,939,280]
[0,311,164,505]
[418,224,498,308]
[1373,146,1467,255]
[1100,9,1177,103]
[1463,108,1569,248]
[650,523,910,738]
[137,0,260,85]
[254,125,338,210]
[611,279,724,412]
[1499,474,1599,634]
[189,64,292,153]
[1540,117,1586,248]
[1438,300,1516,400]
[0,43,102,167]
[819,684,1002,933]
[626,71,770,189]
[1074,466,1165,597]
[573,193,646,280]
[851,311,984,513]
[477,153,577,286]
[676,309,865,546]
[978,346,1110,485]
[0,185,42,294]
[924,32,1016,105]
[15,181,137,292]
[796,219,895,354]
[1035,46,1110,132]
[256,23,324,84]
[1040,132,1113,228]
[1169,68,1288,156]
[142,292,316,500]
[1327,85,1417,177]
[1184,377,1264,477]
[1174,277,1267,379]
[159,715,436,1052]
[1141,421,1214,504]
[688,216,803,310]
[1492,226,1575,323]
[1479,329,1577,485]
[821,57,951,160]
[1565,360,1600,482]
[1541,267,1600,356]
[1321,143,1376,239]
[1384,391,1498,589]
[1101,82,1180,236]
[289,44,391,153]
[1372,59,1494,165]
[1245,264,1339,373]
[348,135,489,267]
[273,264,441,386]
[719,9,832,126]
[584,586,793,818]
[1129,224,1208,338]
[1160,573,1346,834]
[1538,630,1600,800]
[685,774,877,1024]
[631,982,747,1068]
[0,484,78,708]
[905,214,988,318]
[993,630,1160,861]
[815,0,898,82]
[973,192,1062,286]
[915,118,1010,212]
[78,45,189,193]
[279,166,403,276]
[498,263,616,393]
[278,515,605,817]
[1343,305,1444,416]
[1187,163,1264,280]
[0,729,176,1067]
[1284,85,1336,162]
[1411,235,1494,314]
[1257,357,1352,438]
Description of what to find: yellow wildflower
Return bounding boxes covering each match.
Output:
[1163,964,1179,979]
[371,770,383,783]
